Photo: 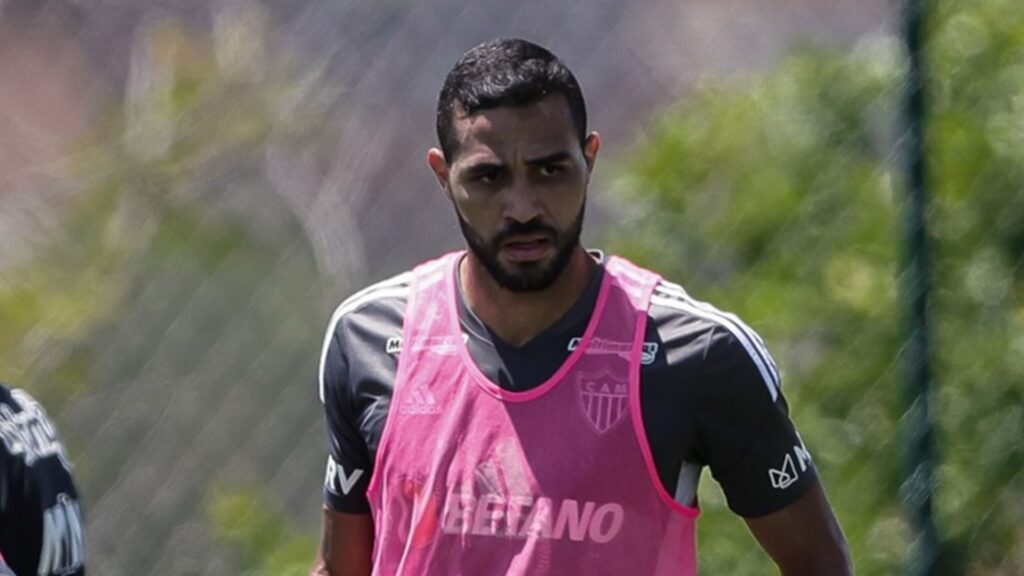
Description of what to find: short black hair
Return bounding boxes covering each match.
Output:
[436,38,587,162]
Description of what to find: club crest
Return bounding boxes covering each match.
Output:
[576,369,630,434]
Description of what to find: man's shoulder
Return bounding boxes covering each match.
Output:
[318,271,411,402]
[648,278,781,400]
[325,271,413,332]
[0,383,75,472]
[0,383,41,418]
[323,251,459,328]
[647,279,752,339]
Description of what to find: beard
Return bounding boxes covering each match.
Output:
[456,202,585,293]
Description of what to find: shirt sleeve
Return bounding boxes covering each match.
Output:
[0,385,85,576]
[319,315,374,514]
[694,325,818,517]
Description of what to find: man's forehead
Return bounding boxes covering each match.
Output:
[453,94,573,127]
[450,95,577,160]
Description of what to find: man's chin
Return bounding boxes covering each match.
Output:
[492,259,560,293]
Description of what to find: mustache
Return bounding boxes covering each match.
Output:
[491,219,559,247]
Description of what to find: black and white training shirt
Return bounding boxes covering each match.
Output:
[0,383,85,576]
[319,252,817,518]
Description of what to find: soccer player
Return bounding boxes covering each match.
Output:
[0,383,85,576]
[313,38,850,575]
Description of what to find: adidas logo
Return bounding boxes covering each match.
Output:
[399,386,442,415]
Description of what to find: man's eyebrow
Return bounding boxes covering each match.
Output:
[525,151,573,166]
[461,160,506,176]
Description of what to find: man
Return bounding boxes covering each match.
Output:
[313,39,850,575]
[0,382,85,576]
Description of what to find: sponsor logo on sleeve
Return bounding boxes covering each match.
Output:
[769,454,799,489]
[793,433,813,472]
[325,456,365,496]
[769,438,813,490]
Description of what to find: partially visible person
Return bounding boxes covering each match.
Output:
[0,382,85,576]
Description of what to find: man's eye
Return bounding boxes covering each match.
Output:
[539,164,565,177]
[473,169,501,183]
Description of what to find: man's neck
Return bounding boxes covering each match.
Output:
[460,247,597,348]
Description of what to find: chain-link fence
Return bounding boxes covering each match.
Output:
[0,0,1020,574]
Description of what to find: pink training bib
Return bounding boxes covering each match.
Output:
[367,252,698,575]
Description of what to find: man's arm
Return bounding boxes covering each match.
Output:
[311,508,374,576]
[671,317,850,573]
[745,481,852,575]
[313,286,411,576]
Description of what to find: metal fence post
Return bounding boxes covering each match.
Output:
[900,0,941,574]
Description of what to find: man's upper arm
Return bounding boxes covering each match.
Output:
[695,325,818,516]
[315,278,409,574]
[319,314,374,513]
[694,325,849,571]
[318,279,408,511]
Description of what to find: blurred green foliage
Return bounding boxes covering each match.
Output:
[605,0,1022,574]
[207,483,318,576]
[0,183,132,408]
[1,12,330,573]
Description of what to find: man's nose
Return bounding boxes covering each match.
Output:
[503,177,543,223]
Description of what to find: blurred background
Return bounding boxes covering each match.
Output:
[0,0,1021,574]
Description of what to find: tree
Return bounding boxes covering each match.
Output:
[603,1,1022,573]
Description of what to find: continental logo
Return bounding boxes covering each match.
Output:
[567,337,659,365]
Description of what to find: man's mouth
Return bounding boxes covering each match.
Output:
[502,236,553,262]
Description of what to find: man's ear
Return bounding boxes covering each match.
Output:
[583,132,601,175]
[427,148,451,197]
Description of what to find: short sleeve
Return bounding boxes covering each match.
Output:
[319,316,373,513]
[0,385,84,576]
[693,327,818,517]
